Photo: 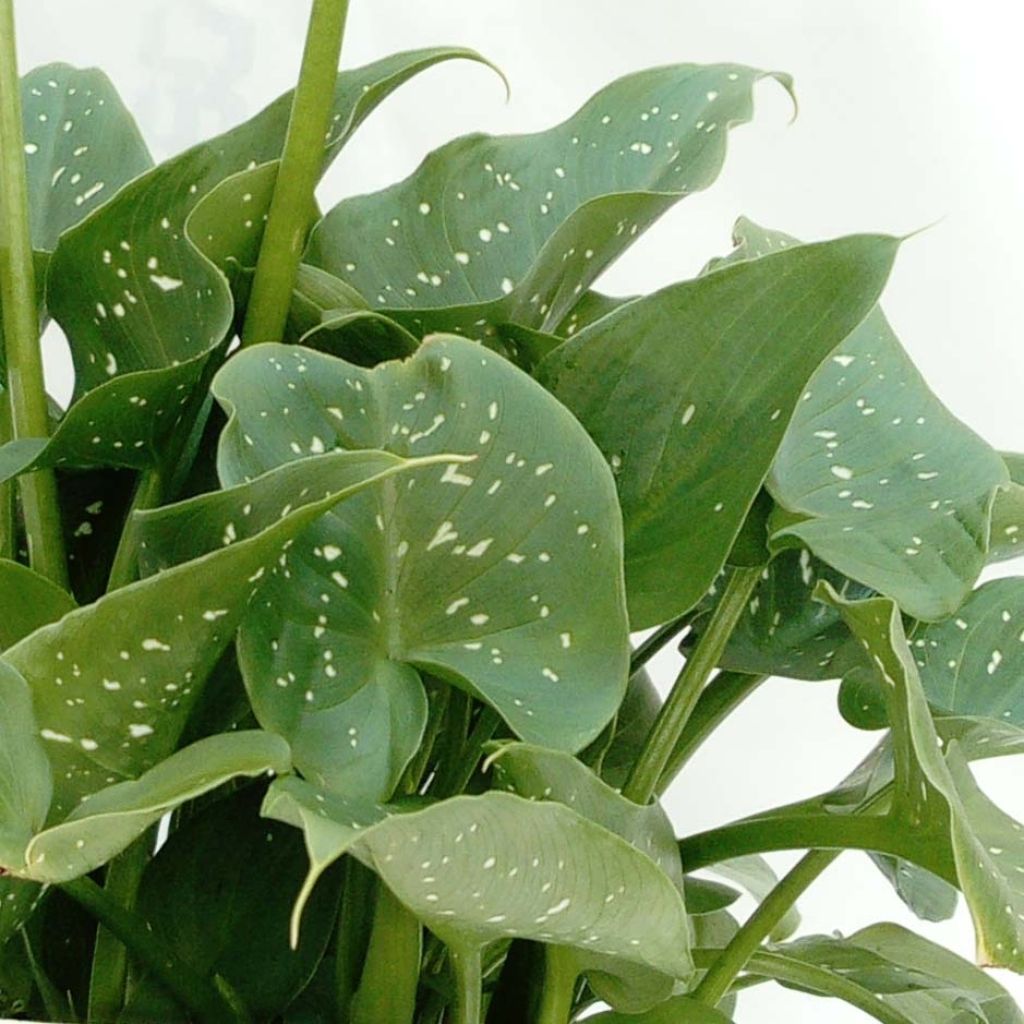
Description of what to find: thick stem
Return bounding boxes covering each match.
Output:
[335,858,376,1022]
[87,833,153,1023]
[449,945,483,1024]
[657,671,767,793]
[106,466,164,590]
[693,850,836,1007]
[0,391,13,560]
[240,0,350,347]
[623,567,761,805]
[0,0,67,587]
[534,946,577,1024]
[350,884,421,1024]
[61,876,247,1024]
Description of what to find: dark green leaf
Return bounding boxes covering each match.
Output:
[0,559,75,651]
[537,232,899,627]
[213,337,629,799]
[307,64,792,339]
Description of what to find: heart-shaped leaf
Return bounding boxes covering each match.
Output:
[757,924,1023,1023]
[2,448,437,817]
[12,731,289,885]
[822,584,1024,971]
[488,741,687,1010]
[263,779,693,990]
[306,64,792,339]
[537,232,899,626]
[0,559,75,651]
[212,337,629,799]
[717,219,1011,621]
[123,785,340,1024]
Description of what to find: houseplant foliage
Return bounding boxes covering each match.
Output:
[0,0,1022,1022]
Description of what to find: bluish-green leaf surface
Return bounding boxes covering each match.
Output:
[537,232,898,627]
[211,337,629,799]
[306,64,792,340]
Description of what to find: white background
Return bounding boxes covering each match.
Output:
[14,1,1024,1020]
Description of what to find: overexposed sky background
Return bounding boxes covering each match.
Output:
[13,1,1024,1020]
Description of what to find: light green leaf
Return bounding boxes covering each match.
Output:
[212,337,629,799]
[3,449,438,817]
[14,731,289,884]
[822,584,1024,971]
[0,559,76,651]
[720,219,1011,621]
[488,741,686,1010]
[0,663,52,865]
[307,64,792,339]
[537,232,898,627]
[21,64,152,254]
[870,855,959,924]
[757,924,1023,1023]
[704,855,800,941]
[989,454,1024,564]
[263,779,693,990]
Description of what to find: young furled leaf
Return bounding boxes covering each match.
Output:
[11,731,290,885]
[306,64,793,340]
[710,220,1011,621]
[537,233,899,627]
[212,337,629,799]
[262,779,693,995]
[2,449,437,817]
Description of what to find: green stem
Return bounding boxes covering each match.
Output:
[657,672,767,794]
[106,467,164,590]
[449,945,483,1024]
[399,680,450,795]
[86,833,153,1023]
[0,391,13,560]
[435,705,501,798]
[0,0,67,587]
[623,567,761,804]
[240,0,350,346]
[693,850,836,1007]
[20,929,70,1024]
[534,946,577,1024]
[61,876,247,1024]
[745,951,916,1024]
[350,884,421,1024]
[629,611,691,675]
[335,858,376,1022]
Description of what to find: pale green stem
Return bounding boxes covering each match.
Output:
[449,945,483,1024]
[693,850,836,1008]
[623,567,761,805]
[0,391,13,560]
[240,0,350,346]
[535,946,578,1024]
[0,0,67,586]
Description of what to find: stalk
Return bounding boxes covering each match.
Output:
[0,0,67,586]
[692,850,836,1007]
[0,391,13,560]
[240,0,350,346]
[623,567,761,804]
[535,946,578,1024]
[449,946,484,1024]
[335,859,377,1021]
[629,611,691,675]
[61,876,248,1024]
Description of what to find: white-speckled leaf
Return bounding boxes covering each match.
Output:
[0,663,52,866]
[537,233,898,627]
[489,741,686,1011]
[262,779,693,989]
[822,585,1024,972]
[0,559,76,651]
[717,219,1011,621]
[306,64,792,340]
[211,337,629,800]
[13,731,289,884]
[990,454,1024,564]
[2,449,434,818]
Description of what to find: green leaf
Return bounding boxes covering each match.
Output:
[0,879,41,947]
[3,448,437,817]
[684,877,741,915]
[0,663,52,866]
[212,337,629,799]
[123,785,340,1023]
[989,454,1024,563]
[704,855,800,941]
[13,731,289,885]
[306,64,792,339]
[587,668,661,789]
[870,855,959,924]
[20,64,152,254]
[537,232,899,627]
[757,924,1023,1023]
[586,997,735,1023]
[488,741,686,1010]
[0,559,75,651]
[720,220,1011,621]
[263,780,693,991]
[822,584,1024,971]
